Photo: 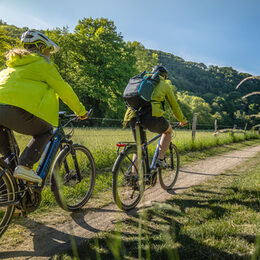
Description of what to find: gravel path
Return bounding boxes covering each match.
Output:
[1,144,260,259]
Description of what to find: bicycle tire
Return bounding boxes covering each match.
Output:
[159,142,180,190]
[0,160,17,238]
[112,145,145,211]
[51,144,96,211]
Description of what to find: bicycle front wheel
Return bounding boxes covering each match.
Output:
[51,144,96,211]
[0,160,16,238]
[112,145,145,211]
[159,142,180,190]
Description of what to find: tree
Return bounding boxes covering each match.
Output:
[0,27,11,69]
[128,41,159,73]
[47,18,137,120]
[175,92,213,125]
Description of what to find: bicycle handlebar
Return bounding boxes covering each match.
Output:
[170,121,189,128]
[59,109,93,120]
[171,122,181,128]
[59,109,93,129]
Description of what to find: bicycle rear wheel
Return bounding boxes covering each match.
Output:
[112,145,145,211]
[0,160,16,238]
[159,142,180,190]
[51,144,96,211]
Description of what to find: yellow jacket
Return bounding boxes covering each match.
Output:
[0,53,86,126]
[123,76,186,126]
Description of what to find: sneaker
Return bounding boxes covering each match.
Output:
[156,158,168,169]
[13,166,42,186]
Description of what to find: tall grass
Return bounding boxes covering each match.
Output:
[12,128,259,210]
[14,127,259,171]
[64,128,258,170]
[52,151,260,260]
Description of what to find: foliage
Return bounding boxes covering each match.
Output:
[154,50,260,128]
[128,41,159,73]
[47,18,137,119]
[50,141,260,260]
[175,92,213,125]
[0,27,11,69]
[0,19,259,128]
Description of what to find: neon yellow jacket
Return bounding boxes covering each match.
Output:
[0,53,86,126]
[123,76,186,126]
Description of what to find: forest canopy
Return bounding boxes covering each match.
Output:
[0,18,259,128]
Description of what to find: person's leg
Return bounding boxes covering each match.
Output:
[18,130,52,168]
[0,127,12,158]
[142,114,170,168]
[130,118,146,175]
[0,105,52,183]
[0,106,52,167]
[158,125,172,160]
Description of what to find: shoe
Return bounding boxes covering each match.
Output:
[13,166,42,186]
[156,158,168,169]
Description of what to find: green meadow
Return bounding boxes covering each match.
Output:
[12,127,260,210]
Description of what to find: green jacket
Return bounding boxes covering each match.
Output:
[0,53,86,126]
[123,76,186,126]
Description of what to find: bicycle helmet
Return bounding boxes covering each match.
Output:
[21,30,59,53]
[151,65,168,77]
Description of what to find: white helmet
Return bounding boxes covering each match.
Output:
[21,30,59,52]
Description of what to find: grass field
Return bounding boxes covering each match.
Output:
[15,127,260,171]
[2,129,260,253]
[52,150,260,260]
[12,128,260,211]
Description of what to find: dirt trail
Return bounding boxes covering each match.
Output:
[1,144,260,259]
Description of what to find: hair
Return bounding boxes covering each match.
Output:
[6,48,31,60]
[6,42,48,61]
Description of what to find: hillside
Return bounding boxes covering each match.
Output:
[0,19,259,128]
[153,50,260,127]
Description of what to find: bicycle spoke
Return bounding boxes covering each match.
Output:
[52,145,96,211]
[0,162,16,238]
[113,146,143,211]
[159,143,180,190]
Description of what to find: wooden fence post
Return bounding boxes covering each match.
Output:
[244,123,247,132]
[192,113,197,142]
[244,123,247,137]
[214,119,218,136]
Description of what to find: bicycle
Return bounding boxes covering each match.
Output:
[0,110,96,238]
[112,113,180,211]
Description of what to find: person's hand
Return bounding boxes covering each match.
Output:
[77,113,88,120]
[180,121,188,127]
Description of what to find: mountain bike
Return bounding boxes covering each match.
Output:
[0,110,96,238]
[112,114,180,211]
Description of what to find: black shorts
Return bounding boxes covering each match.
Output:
[130,104,169,143]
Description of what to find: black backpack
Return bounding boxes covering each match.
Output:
[123,70,160,110]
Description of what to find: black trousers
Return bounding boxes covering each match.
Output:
[130,104,169,143]
[0,105,53,168]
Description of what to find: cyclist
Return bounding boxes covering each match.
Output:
[0,30,88,185]
[123,65,188,168]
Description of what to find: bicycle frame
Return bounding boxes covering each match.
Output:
[36,127,65,186]
[117,132,162,177]
[146,133,162,172]
[2,121,68,189]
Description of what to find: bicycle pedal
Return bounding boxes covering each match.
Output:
[13,210,26,217]
[27,181,42,187]
[13,212,22,217]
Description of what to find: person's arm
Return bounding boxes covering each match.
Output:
[165,82,187,124]
[44,63,87,117]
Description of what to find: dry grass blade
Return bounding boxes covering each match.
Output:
[242,91,260,99]
[235,76,260,89]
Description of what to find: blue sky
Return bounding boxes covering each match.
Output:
[1,0,259,75]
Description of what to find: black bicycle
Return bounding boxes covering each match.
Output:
[0,110,96,238]
[112,115,180,211]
